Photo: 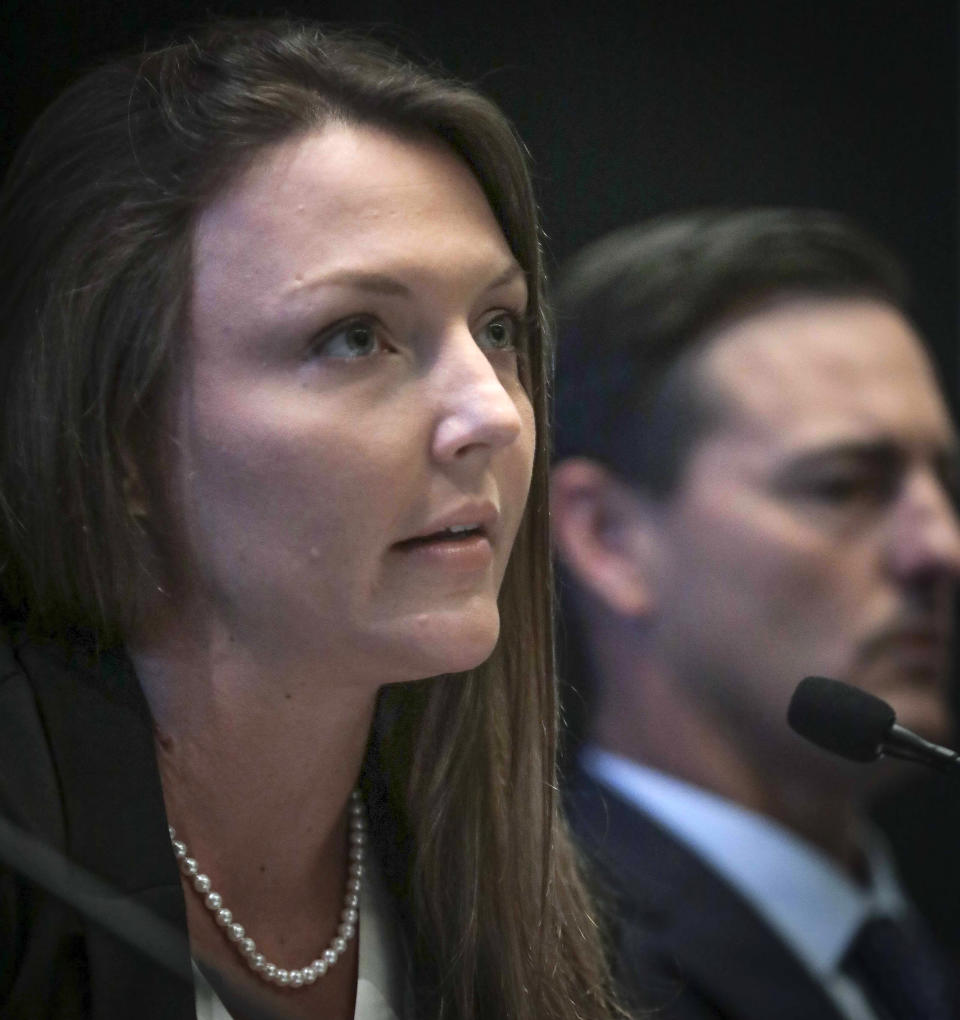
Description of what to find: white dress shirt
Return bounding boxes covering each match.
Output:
[582,745,913,1020]
[194,850,406,1020]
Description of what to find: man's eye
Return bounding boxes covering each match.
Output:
[804,473,895,505]
[313,318,382,359]
[935,455,960,508]
[477,313,520,352]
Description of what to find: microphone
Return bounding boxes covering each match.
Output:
[787,675,960,775]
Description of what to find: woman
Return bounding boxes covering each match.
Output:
[0,18,620,1020]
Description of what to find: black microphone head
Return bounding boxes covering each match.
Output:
[787,675,895,763]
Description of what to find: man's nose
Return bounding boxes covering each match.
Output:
[429,329,526,464]
[887,468,960,581]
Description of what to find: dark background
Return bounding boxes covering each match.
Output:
[3,1,956,377]
[3,0,958,949]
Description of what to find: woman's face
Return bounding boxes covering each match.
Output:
[163,123,535,684]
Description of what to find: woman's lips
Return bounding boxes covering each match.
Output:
[392,527,493,569]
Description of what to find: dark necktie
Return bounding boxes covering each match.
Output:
[841,915,958,1020]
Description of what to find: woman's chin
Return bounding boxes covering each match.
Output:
[392,606,503,681]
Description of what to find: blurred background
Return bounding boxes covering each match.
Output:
[3,0,957,951]
[3,1,956,373]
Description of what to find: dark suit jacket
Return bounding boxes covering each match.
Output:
[0,630,196,1019]
[566,769,851,1020]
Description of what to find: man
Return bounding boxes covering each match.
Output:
[552,209,960,1020]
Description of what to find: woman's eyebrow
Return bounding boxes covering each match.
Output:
[485,262,525,291]
[284,270,411,297]
[283,262,526,298]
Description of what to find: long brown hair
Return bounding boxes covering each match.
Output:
[0,21,620,1020]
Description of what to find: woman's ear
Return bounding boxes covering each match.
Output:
[550,457,663,619]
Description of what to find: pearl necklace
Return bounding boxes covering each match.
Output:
[168,789,365,989]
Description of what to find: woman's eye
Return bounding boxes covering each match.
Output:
[476,313,520,352]
[312,318,382,359]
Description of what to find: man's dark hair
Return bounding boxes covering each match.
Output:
[552,208,909,494]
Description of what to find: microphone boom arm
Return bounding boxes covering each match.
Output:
[882,723,960,775]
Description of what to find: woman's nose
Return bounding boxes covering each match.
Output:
[429,329,527,464]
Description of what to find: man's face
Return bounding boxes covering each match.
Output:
[650,297,960,770]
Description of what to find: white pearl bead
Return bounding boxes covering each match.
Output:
[169,788,364,990]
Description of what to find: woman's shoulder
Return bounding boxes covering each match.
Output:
[0,627,76,1015]
[0,626,194,1020]
[0,626,68,842]
[0,626,153,840]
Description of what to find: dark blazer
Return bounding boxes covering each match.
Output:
[0,631,196,1019]
[566,769,849,1020]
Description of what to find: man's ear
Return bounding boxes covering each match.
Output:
[551,457,663,618]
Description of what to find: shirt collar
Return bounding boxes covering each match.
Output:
[355,848,408,1020]
[193,850,408,1020]
[581,746,909,977]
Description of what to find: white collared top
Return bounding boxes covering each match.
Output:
[194,849,407,1020]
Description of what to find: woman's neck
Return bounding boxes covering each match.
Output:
[129,621,378,934]
[127,623,378,1020]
